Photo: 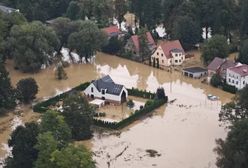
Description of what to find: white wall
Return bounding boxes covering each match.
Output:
[171,52,185,65]
[151,46,171,66]
[226,69,248,90]
[84,83,128,102]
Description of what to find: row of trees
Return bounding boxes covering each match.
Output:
[0,11,107,73]
[215,86,248,167]
[5,110,95,168]
[0,61,39,114]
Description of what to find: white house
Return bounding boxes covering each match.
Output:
[226,64,248,90]
[151,40,185,67]
[84,75,128,104]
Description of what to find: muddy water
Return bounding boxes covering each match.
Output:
[2,51,233,167]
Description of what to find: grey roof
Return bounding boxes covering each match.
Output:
[92,75,124,95]
[207,57,225,71]
[183,67,207,73]
[0,5,18,14]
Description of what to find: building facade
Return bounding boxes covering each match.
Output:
[84,75,128,103]
[151,40,185,67]
[226,64,248,90]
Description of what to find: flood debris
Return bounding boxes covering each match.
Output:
[169,99,177,104]
[145,149,161,157]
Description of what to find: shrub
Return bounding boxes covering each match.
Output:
[17,78,38,103]
[210,74,222,87]
[127,99,134,108]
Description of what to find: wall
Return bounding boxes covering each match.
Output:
[151,46,170,66]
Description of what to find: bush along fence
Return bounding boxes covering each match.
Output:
[93,98,167,129]
[33,82,90,113]
[33,81,168,129]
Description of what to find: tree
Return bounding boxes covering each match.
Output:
[201,35,229,65]
[102,36,122,54]
[238,39,248,64]
[34,132,58,168]
[68,20,107,63]
[172,16,201,50]
[40,110,71,148]
[215,119,248,168]
[210,74,222,87]
[16,78,38,103]
[4,122,39,168]
[8,21,59,72]
[240,0,248,39]
[51,145,95,168]
[62,92,94,140]
[49,17,73,56]
[219,86,248,123]
[155,87,166,100]
[6,0,72,21]
[55,63,67,80]
[138,29,151,62]
[0,62,16,113]
[114,0,128,22]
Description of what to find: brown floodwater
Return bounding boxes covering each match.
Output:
[1,51,233,167]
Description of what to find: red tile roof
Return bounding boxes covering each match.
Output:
[102,26,121,36]
[131,32,156,52]
[159,40,185,59]
[229,64,248,77]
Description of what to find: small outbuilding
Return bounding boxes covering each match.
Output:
[182,67,208,78]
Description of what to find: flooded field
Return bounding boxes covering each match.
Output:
[1,51,233,167]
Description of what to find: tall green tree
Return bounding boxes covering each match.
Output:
[40,110,71,148]
[8,21,59,72]
[16,78,38,103]
[172,16,201,50]
[138,29,151,61]
[0,62,16,113]
[62,92,94,140]
[219,86,248,123]
[238,39,248,64]
[51,145,95,168]
[240,0,248,39]
[68,21,107,63]
[5,122,39,168]
[215,119,248,168]
[201,35,229,65]
[114,0,128,22]
[34,132,58,168]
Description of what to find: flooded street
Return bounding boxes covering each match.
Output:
[1,52,233,167]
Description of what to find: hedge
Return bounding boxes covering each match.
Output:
[33,81,168,129]
[33,82,90,113]
[127,88,155,99]
[222,83,237,94]
[93,98,167,129]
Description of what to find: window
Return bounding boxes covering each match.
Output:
[157,52,159,55]
[161,54,163,57]
[175,60,178,63]
[175,54,178,57]
[229,78,231,82]
[232,80,234,83]
[91,87,93,92]
[101,89,105,95]
[162,60,164,63]
[236,81,239,85]
[243,81,245,85]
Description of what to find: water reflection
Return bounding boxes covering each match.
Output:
[3,52,233,168]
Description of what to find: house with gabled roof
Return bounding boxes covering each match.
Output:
[151,40,185,67]
[124,32,156,61]
[84,75,128,103]
[226,64,248,90]
[102,25,121,38]
[208,57,236,78]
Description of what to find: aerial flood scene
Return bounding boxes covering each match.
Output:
[0,0,248,168]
